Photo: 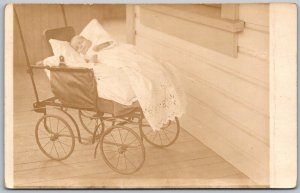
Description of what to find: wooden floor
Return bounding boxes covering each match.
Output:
[12,19,256,188]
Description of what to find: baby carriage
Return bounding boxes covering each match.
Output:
[23,26,181,175]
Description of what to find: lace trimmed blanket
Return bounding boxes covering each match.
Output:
[90,43,186,131]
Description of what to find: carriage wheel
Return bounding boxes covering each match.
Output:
[35,114,75,161]
[140,117,180,148]
[78,110,104,135]
[100,125,145,174]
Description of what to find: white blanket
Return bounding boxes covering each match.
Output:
[87,43,186,131]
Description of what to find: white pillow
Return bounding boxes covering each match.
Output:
[48,39,87,67]
[80,19,115,47]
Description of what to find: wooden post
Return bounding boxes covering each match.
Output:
[126,5,136,44]
[269,3,297,188]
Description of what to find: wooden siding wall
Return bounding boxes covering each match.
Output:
[133,4,269,185]
[14,4,125,67]
[138,5,244,57]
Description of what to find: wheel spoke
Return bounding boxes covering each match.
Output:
[123,154,128,170]
[115,153,121,169]
[57,140,67,155]
[163,123,176,132]
[125,148,141,155]
[118,128,123,144]
[127,137,138,146]
[59,134,74,138]
[109,131,118,144]
[56,118,59,133]
[42,140,52,148]
[126,144,142,149]
[123,131,129,143]
[57,126,67,135]
[103,143,118,150]
[158,132,163,145]
[124,153,136,169]
[103,140,119,146]
[152,131,158,142]
[49,142,54,155]
[38,136,51,140]
[106,151,119,161]
[162,129,171,143]
[53,142,60,158]
[59,140,71,147]
[162,128,176,133]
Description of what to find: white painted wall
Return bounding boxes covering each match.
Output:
[132,4,270,185]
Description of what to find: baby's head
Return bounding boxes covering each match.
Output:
[70,35,92,54]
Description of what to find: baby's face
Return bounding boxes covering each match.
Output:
[70,35,92,54]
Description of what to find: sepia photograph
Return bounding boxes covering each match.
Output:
[4,3,297,189]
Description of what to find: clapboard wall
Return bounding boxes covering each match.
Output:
[131,4,269,185]
[13,4,125,67]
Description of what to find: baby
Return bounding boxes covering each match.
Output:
[70,35,111,63]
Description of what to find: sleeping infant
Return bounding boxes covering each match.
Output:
[70,35,111,63]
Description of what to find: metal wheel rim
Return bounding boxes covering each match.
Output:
[100,125,145,175]
[141,117,180,148]
[35,114,75,161]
